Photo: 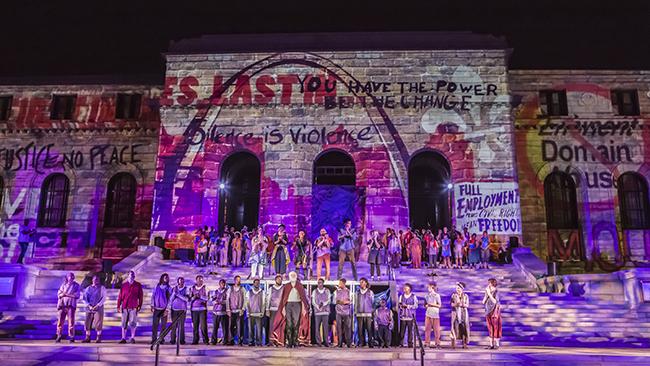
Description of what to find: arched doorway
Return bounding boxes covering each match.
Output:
[408,151,451,231]
[311,150,356,241]
[218,152,261,231]
[544,171,582,261]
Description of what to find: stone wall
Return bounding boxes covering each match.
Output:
[510,70,650,265]
[153,46,521,251]
[0,84,160,264]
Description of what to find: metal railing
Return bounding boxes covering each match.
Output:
[412,318,425,366]
[150,312,184,366]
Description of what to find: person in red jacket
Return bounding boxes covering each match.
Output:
[117,270,143,344]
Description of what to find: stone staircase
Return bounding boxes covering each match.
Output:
[1,258,649,349]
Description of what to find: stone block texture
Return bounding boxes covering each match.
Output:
[0,84,160,264]
[510,70,650,263]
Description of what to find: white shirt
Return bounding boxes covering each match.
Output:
[425,291,441,318]
[288,285,300,302]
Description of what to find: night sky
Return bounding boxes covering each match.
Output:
[2,0,649,81]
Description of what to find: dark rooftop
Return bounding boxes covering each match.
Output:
[0,74,163,86]
[167,32,508,55]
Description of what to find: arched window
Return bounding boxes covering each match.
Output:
[313,150,356,186]
[544,172,578,230]
[218,152,261,230]
[408,151,451,230]
[618,172,650,230]
[105,173,137,228]
[38,174,70,227]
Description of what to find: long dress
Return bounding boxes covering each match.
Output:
[450,292,470,342]
[387,234,401,268]
[441,238,451,258]
[411,237,422,268]
[272,233,290,275]
[484,289,502,339]
[468,240,481,265]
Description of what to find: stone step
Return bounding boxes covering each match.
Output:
[1,341,650,366]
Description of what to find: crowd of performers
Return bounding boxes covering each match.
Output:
[54,270,503,350]
[193,220,510,281]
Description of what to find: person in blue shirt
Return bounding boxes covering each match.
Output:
[337,219,358,281]
[480,231,491,269]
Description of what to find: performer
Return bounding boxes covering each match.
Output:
[265,274,284,345]
[410,234,422,269]
[117,271,143,344]
[196,234,209,267]
[231,232,243,268]
[453,235,465,269]
[441,233,452,269]
[482,278,502,349]
[334,278,353,348]
[367,230,383,281]
[450,282,471,349]
[314,228,333,280]
[337,219,359,281]
[398,283,418,347]
[209,279,229,345]
[150,273,171,345]
[424,282,442,348]
[218,232,230,267]
[374,298,393,348]
[480,231,491,269]
[249,228,268,279]
[246,278,266,346]
[226,275,246,345]
[169,276,189,345]
[190,275,209,345]
[271,224,290,277]
[292,230,312,279]
[55,272,80,343]
[17,219,35,264]
[311,277,331,347]
[241,227,251,265]
[82,275,105,343]
[426,230,439,269]
[208,232,219,273]
[401,228,414,263]
[385,228,401,269]
[193,229,202,266]
[468,233,481,269]
[271,271,310,348]
[355,278,375,348]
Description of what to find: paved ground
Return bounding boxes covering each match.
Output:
[1,340,650,365]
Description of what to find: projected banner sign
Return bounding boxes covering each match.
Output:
[454,182,521,235]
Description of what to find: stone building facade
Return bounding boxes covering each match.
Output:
[0,79,160,266]
[0,33,648,270]
[153,33,521,258]
[511,71,650,267]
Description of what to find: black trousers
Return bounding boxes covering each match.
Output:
[336,314,352,347]
[357,316,373,346]
[249,316,263,345]
[399,319,413,346]
[170,310,186,344]
[151,309,168,343]
[314,314,330,345]
[265,310,276,345]
[377,325,391,347]
[211,314,229,344]
[191,310,209,344]
[229,312,244,344]
[17,241,29,264]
